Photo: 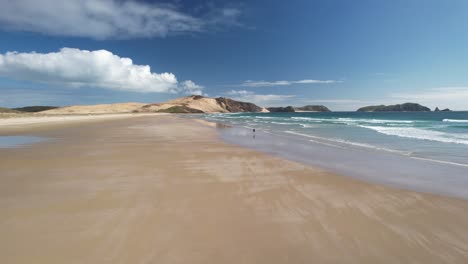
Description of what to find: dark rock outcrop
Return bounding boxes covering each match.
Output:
[295,105,331,112]
[215,97,263,112]
[267,106,295,112]
[357,103,431,112]
[434,107,451,112]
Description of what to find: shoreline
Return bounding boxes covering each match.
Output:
[195,112,468,200]
[215,124,468,200]
[2,115,468,263]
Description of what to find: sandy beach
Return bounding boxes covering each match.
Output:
[1,114,468,263]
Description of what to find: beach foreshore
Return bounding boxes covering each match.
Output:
[1,114,468,263]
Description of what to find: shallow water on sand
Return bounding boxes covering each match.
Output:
[216,126,468,199]
[0,136,46,148]
[202,111,468,166]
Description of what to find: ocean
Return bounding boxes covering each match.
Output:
[198,111,468,199]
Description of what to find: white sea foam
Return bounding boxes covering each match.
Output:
[359,125,468,145]
[443,119,468,123]
[410,157,468,168]
[284,130,409,154]
[337,118,414,124]
[271,121,292,125]
[290,116,415,125]
[290,117,327,122]
[255,116,276,119]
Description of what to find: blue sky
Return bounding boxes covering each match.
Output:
[0,0,468,110]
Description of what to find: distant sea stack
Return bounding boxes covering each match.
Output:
[267,106,295,112]
[434,107,452,112]
[295,105,331,112]
[357,103,431,112]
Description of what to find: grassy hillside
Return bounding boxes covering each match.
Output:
[13,106,59,112]
[0,107,21,113]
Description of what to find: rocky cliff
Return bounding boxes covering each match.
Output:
[215,97,263,112]
[357,103,431,112]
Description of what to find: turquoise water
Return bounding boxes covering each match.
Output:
[203,111,468,166]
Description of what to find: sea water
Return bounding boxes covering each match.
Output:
[198,111,468,199]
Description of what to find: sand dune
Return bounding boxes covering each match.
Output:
[38,96,266,115]
[42,102,147,114]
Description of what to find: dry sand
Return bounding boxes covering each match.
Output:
[0,113,164,133]
[1,115,468,263]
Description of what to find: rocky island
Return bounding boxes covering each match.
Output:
[357,103,431,112]
[295,105,331,112]
[267,105,332,112]
[266,106,295,112]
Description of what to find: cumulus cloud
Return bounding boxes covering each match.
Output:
[241,79,341,87]
[0,48,203,94]
[226,90,295,106]
[179,80,204,95]
[0,0,242,39]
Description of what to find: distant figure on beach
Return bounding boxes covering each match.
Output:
[253,128,256,139]
[253,128,256,133]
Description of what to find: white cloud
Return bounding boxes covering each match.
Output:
[0,48,203,94]
[179,80,204,95]
[0,0,241,39]
[391,87,468,110]
[241,79,341,87]
[226,90,295,106]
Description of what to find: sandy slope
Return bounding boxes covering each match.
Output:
[1,116,468,263]
[42,102,147,114]
[137,96,229,113]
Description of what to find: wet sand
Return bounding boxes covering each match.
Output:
[1,115,468,263]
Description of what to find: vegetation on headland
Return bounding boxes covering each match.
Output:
[155,105,204,113]
[267,106,295,112]
[357,103,431,112]
[1,105,59,114]
[0,107,22,113]
[267,105,331,112]
[295,105,331,112]
[136,95,265,114]
[12,106,59,112]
